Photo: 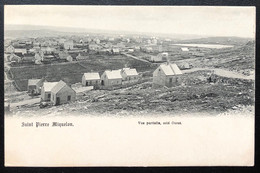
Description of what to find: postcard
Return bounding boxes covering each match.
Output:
[4,5,255,166]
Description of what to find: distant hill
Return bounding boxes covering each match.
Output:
[4,24,254,43]
[176,37,254,46]
[4,24,209,40]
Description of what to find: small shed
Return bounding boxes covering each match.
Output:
[50,80,76,105]
[28,78,45,95]
[82,72,101,86]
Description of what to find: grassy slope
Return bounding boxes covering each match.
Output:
[9,54,155,91]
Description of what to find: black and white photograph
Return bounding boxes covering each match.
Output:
[4,5,255,166]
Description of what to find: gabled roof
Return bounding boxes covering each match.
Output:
[160,63,182,76]
[43,82,59,92]
[51,80,68,94]
[28,79,42,86]
[122,68,138,76]
[104,70,122,79]
[83,72,100,80]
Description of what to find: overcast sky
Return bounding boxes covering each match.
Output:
[5,5,255,38]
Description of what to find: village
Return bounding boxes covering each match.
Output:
[4,32,255,116]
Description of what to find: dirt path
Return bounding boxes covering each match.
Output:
[10,98,41,108]
[182,68,254,80]
[122,53,151,63]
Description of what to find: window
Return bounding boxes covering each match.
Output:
[89,81,92,85]
[169,78,172,83]
[48,94,51,98]
[68,95,71,101]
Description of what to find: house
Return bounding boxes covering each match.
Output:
[82,72,101,86]
[134,46,140,50]
[151,52,168,62]
[9,53,22,63]
[64,41,74,50]
[144,47,153,53]
[101,70,122,86]
[5,45,15,53]
[121,68,139,83]
[28,78,45,95]
[181,47,189,52]
[41,82,58,101]
[22,54,35,63]
[153,63,182,88]
[59,51,73,62]
[112,48,120,54]
[14,48,27,54]
[89,44,100,51]
[128,49,134,53]
[50,80,76,105]
[108,37,115,41]
[178,62,191,70]
[76,53,89,61]
[41,46,55,54]
[41,54,56,62]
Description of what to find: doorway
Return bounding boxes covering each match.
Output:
[56,97,60,105]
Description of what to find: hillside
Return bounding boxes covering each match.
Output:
[177,37,253,46]
[8,70,254,116]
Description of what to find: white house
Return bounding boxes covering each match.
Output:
[50,80,76,105]
[82,72,101,86]
[101,70,122,86]
[121,68,139,83]
[112,48,120,54]
[181,47,189,52]
[153,63,182,88]
[41,82,59,101]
